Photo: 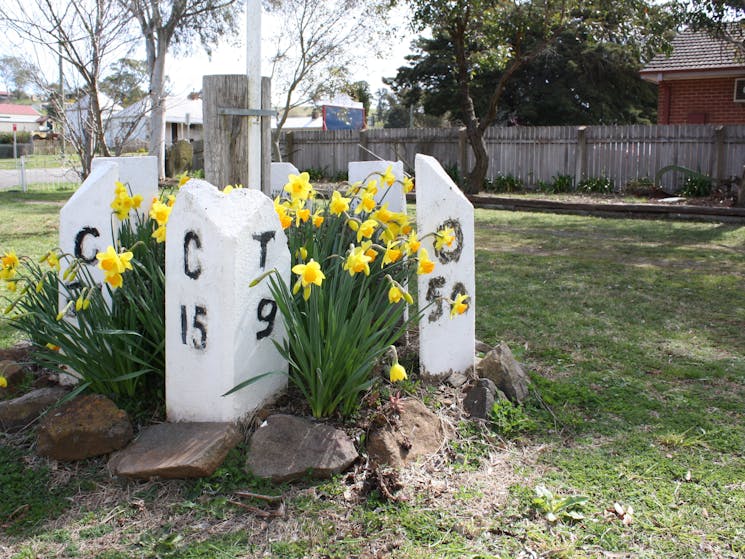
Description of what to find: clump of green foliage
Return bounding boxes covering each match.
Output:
[577,176,614,194]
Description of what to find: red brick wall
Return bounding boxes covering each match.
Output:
[657,77,745,124]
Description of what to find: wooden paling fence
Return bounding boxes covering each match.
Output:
[284,124,745,190]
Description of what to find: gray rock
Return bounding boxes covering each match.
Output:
[464,378,498,419]
[367,399,446,468]
[0,342,32,363]
[37,394,133,461]
[475,340,492,354]
[477,342,530,403]
[109,422,241,479]
[246,414,358,483]
[0,386,68,432]
[446,370,469,388]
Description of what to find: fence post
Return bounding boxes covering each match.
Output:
[575,126,588,187]
[359,129,369,161]
[458,127,468,178]
[261,77,272,196]
[713,125,726,184]
[203,75,250,189]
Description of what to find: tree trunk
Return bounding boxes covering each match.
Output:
[148,38,169,180]
[465,126,488,194]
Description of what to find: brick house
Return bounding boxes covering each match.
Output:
[640,28,745,124]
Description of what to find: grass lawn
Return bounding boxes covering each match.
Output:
[1,192,744,558]
[0,153,75,171]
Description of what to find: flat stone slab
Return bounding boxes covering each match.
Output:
[108,422,241,479]
[0,386,68,432]
[37,394,133,461]
[246,414,358,483]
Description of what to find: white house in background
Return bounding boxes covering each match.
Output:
[106,96,203,149]
[0,103,42,133]
[65,93,121,143]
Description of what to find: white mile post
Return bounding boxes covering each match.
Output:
[165,180,289,422]
[415,154,476,379]
[247,0,262,189]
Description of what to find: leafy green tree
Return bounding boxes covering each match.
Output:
[100,58,149,107]
[399,0,675,194]
[345,80,372,118]
[0,55,43,97]
[677,1,744,53]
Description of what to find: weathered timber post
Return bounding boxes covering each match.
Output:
[359,129,370,161]
[713,125,726,185]
[575,126,588,188]
[202,75,274,190]
[285,131,294,165]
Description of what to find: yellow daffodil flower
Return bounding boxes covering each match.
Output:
[435,227,456,251]
[41,251,60,271]
[356,219,378,242]
[450,293,470,318]
[46,343,60,351]
[329,191,350,215]
[296,208,311,225]
[284,172,313,201]
[291,258,325,300]
[381,165,396,187]
[364,179,379,196]
[312,210,324,228]
[0,376,7,388]
[372,203,394,224]
[152,225,167,243]
[1,250,19,270]
[96,246,133,277]
[105,273,124,289]
[363,241,378,262]
[354,192,377,214]
[403,175,414,193]
[388,284,404,304]
[382,241,402,266]
[417,247,435,275]
[389,361,407,383]
[343,246,372,276]
[149,200,172,226]
[178,174,190,188]
[404,232,421,255]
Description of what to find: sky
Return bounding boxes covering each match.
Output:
[164,4,415,101]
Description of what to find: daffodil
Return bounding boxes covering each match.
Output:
[329,191,350,215]
[291,259,325,300]
[403,175,414,193]
[149,199,172,226]
[178,174,191,188]
[0,376,6,388]
[364,179,379,196]
[312,210,324,228]
[152,225,167,243]
[389,361,407,383]
[1,250,19,270]
[381,165,396,187]
[435,227,456,251]
[417,247,435,275]
[356,219,378,242]
[354,192,376,214]
[404,232,421,255]
[382,241,402,266]
[284,172,313,201]
[96,246,133,279]
[343,245,372,276]
[363,240,378,262]
[450,293,470,318]
[372,203,394,224]
[388,284,404,304]
[45,251,60,271]
[105,272,124,289]
[45,343,60,351]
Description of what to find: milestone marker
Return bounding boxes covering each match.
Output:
[415,154,475,379]
[165,180,289,422]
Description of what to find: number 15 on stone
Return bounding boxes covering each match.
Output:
[165,181,290,423]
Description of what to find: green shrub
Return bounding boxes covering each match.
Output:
[681,175,712,197]
[0,131,31,144]
[484,173,523,193]
[444,163,461,187]
[303,167,327,182]
[577,176,614,194]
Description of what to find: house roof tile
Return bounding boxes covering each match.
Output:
[0,103,41,116]
[641,27,745,74]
